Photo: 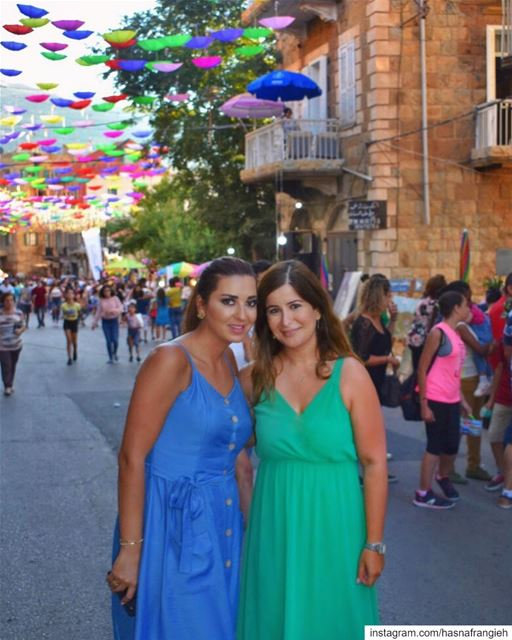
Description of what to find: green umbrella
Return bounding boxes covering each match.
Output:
[105,258,146,273]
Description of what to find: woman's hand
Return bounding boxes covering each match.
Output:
[461,399,472,418]
[356,549,384,587]
[421,400,435,423]
[107,547,141,605]
[387,355,400,368]
[388,302,398,321]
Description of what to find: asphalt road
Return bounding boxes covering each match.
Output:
[1,319,510,640]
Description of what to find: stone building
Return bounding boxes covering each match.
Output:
[241,0,512,293]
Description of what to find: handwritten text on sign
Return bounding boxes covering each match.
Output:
[348,200,387,230]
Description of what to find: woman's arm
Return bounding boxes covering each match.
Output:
[417,328,442,423]
[485,362,503,410]
[236,365,255,522]
[340,358,387,587]
[109,345,189,603]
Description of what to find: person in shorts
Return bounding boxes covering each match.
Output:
[61,289,81,366]
[415,291,472,509]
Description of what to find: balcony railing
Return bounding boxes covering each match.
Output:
[472,99,512,168]
[475,99,512,148]
[244,119,342,172]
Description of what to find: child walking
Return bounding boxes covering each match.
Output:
[61,289,81,365]
[126,303,143,363]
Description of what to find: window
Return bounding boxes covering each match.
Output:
[487,26,512,100]
[303,56,328,121]
[339,41,356,128]
[24,232,38,246]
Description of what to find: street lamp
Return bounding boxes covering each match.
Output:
[227,247,235,255]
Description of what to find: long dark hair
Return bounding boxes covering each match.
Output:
[252,260,354,403]
[182,257,255,333]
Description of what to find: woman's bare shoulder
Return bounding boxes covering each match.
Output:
[238,363,254,395]
[137,342,190,388]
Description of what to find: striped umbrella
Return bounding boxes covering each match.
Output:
[459,229,470,283]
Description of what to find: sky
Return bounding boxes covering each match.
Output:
[1,0,158,96]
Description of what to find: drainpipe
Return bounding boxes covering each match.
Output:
[419,0,430,225]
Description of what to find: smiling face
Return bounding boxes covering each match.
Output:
[265,284,320,349]
[197,275,257,343]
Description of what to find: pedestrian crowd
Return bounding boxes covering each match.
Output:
[1,260,511,640]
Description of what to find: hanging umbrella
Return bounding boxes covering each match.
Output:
[247,70,322,101]
[105,257,145,273]
[158,262,198,278]
[459,229,470,283]
[220,93,285,119]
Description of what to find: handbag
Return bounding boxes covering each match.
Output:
[381,372,401,408]
[399,371,422,421]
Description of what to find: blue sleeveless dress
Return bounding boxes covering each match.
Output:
[112,345,253,640]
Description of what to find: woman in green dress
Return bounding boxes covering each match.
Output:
[237,261,387,640]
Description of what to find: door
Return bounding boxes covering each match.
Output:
[327,232,358,296]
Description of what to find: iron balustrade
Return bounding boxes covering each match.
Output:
[475,99,512,148]
[244,119,342,171]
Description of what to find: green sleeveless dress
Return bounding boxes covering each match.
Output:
[237,359,379,640]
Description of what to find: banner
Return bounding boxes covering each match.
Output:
[81,228,103,281]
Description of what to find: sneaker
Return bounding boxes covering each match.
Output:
[4,387,12,396]
[474,378,491,397]
[436,476,460,501]
[413,489,455,509]
[466,466,492,481]
[67,358,72,366]
[107,359,114,364]
[497,493,512,509]
[136,356,141,362]
[449,471,469,485]
[485,474,504,492]
[387,473,399,484]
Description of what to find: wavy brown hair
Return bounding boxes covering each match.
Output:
[252,260,354,403]
[182,257,255,333]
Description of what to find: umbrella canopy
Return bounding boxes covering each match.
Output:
[247,70,322,102]
[105,257,145,273]
[158,262,197,278]
[191,261,211,277]
[220,93,285,119]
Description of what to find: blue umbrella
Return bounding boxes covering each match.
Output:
[247,70,321,101]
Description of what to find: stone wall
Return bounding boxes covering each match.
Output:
[278,0,512,285]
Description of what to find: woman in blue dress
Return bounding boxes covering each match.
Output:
[107,257,257,640]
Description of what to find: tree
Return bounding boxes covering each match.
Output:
[106,179,226,264]
[103,0,278,260]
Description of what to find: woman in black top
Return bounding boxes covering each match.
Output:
[351,275,400,398]
[351,275,400,482]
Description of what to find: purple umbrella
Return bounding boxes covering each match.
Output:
[220,93,285,119]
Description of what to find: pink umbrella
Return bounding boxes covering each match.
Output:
[191,262,211,277]
[165,93,190,102]
[220,93,285,119]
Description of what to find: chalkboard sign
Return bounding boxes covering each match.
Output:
[348,200,387,230]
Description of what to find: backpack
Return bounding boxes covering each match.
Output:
[399,328,447,422]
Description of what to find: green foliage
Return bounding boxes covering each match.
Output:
[106,180,226,264]
[483,276,503,291]
[102,0,277,261]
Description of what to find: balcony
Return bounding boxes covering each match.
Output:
[471,99,512,168]
[242,1,339,28]
[240,119,344,184]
